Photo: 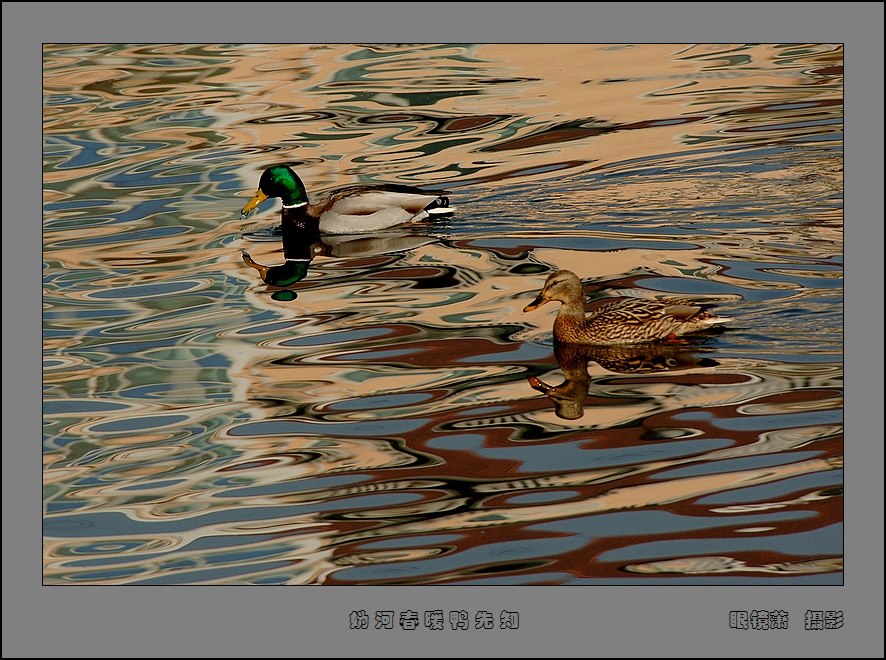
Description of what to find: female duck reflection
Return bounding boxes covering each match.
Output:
[528,341,720,420]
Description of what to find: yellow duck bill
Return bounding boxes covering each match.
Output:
[240,189,269,218]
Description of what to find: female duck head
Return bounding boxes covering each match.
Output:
[241,165,309,218]
[523,270,586,312]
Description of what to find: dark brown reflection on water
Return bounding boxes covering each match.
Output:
[44,44,842,584]
[529,340,721,420]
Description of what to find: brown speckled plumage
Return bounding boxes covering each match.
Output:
[524,270,728,345]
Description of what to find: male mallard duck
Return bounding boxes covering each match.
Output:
[524,270,728,345]
[240,164,454,234]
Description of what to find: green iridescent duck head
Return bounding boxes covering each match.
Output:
[241,165,309,219]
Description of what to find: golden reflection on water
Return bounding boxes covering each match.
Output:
[44,44,842,585]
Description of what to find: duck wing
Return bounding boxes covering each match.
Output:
[660,298,724,321]
[592,298,674,325]
[313,185,450,216]
[661,303,705,320]
[595,297,721,323]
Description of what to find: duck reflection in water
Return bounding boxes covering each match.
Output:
[241,225,437,287]
[240,217,319,286]
[528,340,720,420]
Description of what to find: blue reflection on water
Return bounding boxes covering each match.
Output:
[597,523,842,562]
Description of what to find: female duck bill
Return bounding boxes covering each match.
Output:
[523,294,550,313]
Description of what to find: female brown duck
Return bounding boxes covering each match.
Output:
[524,270,728,345]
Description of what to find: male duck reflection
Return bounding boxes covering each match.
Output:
[240,232,438,287]
[240,164,455,233]
[529,341,720,420]
[240,249,311,287]
[524,270,729,345]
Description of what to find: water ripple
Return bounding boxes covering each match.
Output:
[43,43,842,584]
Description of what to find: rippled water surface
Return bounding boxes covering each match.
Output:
[43,43,843,585]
